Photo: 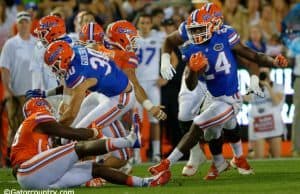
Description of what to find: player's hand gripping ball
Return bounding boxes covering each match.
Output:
[274,54,288,67]
[189,52,208,73]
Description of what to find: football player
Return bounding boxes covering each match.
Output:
[79,21,167,163]
[10,97,170,189]
[149,3,288,181]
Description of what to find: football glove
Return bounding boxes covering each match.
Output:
[246,75,265,98]
[189,52,208,72]
[25,89,46,100]
[274,54,288,67]
[161,53,176,80]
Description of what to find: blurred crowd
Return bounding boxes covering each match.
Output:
[0,0,300,167]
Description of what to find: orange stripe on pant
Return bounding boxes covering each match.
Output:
[197,107,233,127]
[18,145,75,176]
[200,110,234,129]
[20,143,75,169]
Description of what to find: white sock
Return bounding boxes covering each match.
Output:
[167,148,184,165]
[212,154,225,167]
[106,138,131,152]
[230,140,243,158]
[127,176,159,187]
[187,143,202,165]
[152,140,160,156]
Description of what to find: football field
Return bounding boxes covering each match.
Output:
[1,158,300,194]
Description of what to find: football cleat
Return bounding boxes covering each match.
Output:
[85,178,106,187]
[230,156,254,175]
[182,148,206,177]
[148,170,171,187]
[148,159,170,175]
[204,160,230,180]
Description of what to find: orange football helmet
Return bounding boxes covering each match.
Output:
[23,97,53,118]
[203,3,223,31]
[79,22,104,44]
[44,40,74,79]
[106,20,139,52]
[35,15,66,46]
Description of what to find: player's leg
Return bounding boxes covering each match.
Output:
[101,120,133,173]
[178,76,207,176]
[149,101,233,175]
[204,129,230,180]
[71,92,103,127]
[75,90,136,129]
[17,143,79,189]
[91,162,171,187]
[224,122,254,174]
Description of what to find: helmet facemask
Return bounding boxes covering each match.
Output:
[187,22,213,44]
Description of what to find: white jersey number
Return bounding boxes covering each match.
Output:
[206,51,231,80]
[87,49,112,76]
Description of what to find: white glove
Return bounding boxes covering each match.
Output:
[160,53,176,80]
[247,75,265,98]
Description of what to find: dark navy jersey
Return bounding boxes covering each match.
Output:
[181,25,240,97]
[65,45,129,97]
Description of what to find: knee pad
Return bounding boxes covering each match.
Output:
[223,124,241,143]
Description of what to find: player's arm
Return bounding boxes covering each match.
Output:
[162,31,185,55]
[161,31,185,80]
[185,52,208,91]
[185,66,199,91]
[236,55,260,75]
[59,78,97,126]
[123,68,167,120]
[232,42,288,68]
[35,120,98,140]
[123,68,148,104]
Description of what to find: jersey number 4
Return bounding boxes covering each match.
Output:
[206,51,231,80]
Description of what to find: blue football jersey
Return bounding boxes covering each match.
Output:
[181,25,240,97]
[65,45,129,97]
[178,21,189,42]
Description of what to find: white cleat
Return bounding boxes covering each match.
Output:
[182,144,206,176]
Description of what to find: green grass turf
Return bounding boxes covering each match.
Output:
[1,158,300,194]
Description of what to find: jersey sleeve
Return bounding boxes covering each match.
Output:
[65,74,86,89]
[116,51,138,69]
[180,44,193,63]
[178,21,189,42]
[34,113,56,124]
[226,26,240,48]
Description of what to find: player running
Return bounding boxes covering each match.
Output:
[149,4,288,181]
